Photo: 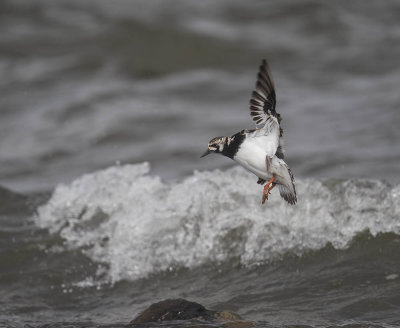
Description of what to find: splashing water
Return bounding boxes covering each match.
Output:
[35,163,400,283]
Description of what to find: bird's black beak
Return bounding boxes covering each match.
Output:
[200,149,211,158]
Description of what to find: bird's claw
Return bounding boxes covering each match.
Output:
[261,188,272,204]
[261,176,276,205]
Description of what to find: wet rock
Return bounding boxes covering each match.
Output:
[130,299,253,327]
[131,298,213,323]
[213,310,243,321]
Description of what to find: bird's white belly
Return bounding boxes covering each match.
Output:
[233,140,270,180]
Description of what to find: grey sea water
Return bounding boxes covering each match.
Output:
[1,1,400,327]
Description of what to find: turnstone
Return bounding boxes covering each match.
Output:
[201,59,297,205]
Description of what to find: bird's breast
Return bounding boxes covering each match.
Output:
[233,140,270,179]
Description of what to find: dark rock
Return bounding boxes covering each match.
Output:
[130,299,253,328]
[131,298,214,323]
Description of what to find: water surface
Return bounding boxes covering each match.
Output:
[1,1,400,327]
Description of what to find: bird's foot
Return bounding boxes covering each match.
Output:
[262,184,276,204]
[261,188,272,204]
[261,176,276,204]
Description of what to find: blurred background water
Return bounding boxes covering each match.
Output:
[1,1,400,327]
[1,0,399,192]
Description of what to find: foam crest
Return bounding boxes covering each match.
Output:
[35,163,400,283]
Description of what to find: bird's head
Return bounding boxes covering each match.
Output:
[200,136,227,157]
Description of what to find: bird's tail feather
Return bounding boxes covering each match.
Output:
[279,184,297,205]
[278,166,297,205]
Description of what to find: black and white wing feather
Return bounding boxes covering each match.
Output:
[249,59,285,159]
[249,59,278,127]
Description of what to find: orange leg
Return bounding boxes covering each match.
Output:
[267,183,276,193]
[262,176,276,204]
[262,183,276,204]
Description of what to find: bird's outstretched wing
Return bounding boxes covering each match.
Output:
[249,59,285,159]
[249,59,279,127]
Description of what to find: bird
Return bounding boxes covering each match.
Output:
[200,59,297,205]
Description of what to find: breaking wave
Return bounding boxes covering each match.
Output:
[34,163,400,283]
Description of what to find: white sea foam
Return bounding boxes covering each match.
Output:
[35,163,400,283]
